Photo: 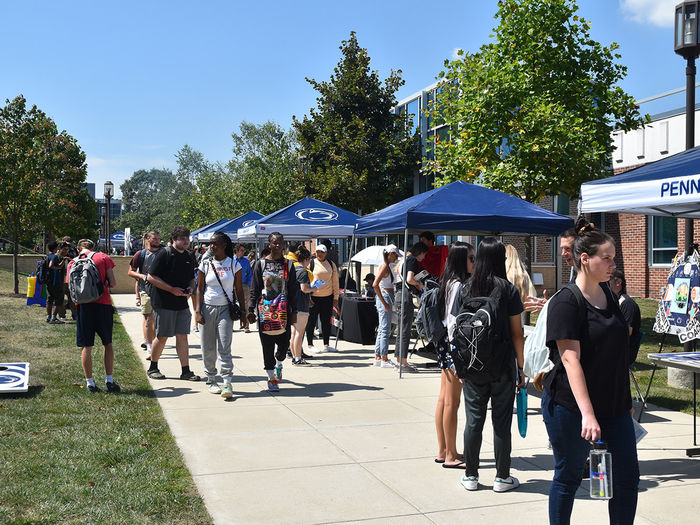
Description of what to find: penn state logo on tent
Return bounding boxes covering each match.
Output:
[295,208,338,222]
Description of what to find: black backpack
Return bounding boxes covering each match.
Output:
[450,277,511,382]
[415,280,446,344]
[37,256,51,285]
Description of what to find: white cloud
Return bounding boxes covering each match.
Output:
[620,0,677,28]
[451,48,463,60]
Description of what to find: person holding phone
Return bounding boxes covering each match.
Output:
[145,225,201,382]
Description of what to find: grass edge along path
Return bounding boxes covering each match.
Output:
[0,268,212,524]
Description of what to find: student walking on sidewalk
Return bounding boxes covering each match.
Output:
[195,232,244,399]
[144,225,201,382]
[305,243,339,352]
[247,232,299,392]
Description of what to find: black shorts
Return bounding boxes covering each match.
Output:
[76,303,114,348]
[46,281,64,307]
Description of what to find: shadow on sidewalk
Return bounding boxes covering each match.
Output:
[133,386,199,398]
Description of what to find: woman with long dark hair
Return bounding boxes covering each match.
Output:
[434,241,474,468]
[458,237,525,493]
[543,219,638,524]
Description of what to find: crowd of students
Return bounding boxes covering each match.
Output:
[52,219,640,525]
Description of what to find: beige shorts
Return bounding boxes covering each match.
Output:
[139,291,153,316]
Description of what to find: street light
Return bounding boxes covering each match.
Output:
[675,2,700,253]
[104,181,114,254]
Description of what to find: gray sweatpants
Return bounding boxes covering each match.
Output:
[201,303,234,380]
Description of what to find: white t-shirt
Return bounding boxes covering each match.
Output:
[198,256,241,306]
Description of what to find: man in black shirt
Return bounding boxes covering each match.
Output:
[145,225,200,381]
[394,241,429,372]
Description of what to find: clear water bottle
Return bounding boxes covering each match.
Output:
[589,440,613,500]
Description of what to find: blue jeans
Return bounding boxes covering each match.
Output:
[375,290,394,357]
[542,390,639,525]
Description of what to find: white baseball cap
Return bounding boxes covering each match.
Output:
[384,244,400,255]
[316,244,328,252]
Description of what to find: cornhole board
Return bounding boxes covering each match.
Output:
[0,363,30,393]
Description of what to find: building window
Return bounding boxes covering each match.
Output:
[406,98,419,136]
[649,216,678,265]
[554,194,569,216]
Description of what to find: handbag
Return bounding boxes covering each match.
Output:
[257,259,290,335]
[209,259,241,321]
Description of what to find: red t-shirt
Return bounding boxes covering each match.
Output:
[67,251,116,305]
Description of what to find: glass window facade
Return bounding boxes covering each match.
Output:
[649,216,678,265]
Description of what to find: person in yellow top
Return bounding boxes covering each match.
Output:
[305,244,340,352]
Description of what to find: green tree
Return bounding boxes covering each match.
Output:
[117,166,193,238]
[227,121,302,215]
[425,0,647,203]
[182,165,235,229]
[0,95,89,293]
[294,32,420,213]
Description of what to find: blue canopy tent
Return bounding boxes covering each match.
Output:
[237,197,359,240]
[198,211,264,242]
[190,218,229,242]
[354,180,573,376]
[354,180,573,236]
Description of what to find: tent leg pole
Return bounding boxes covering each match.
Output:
[333,234,356,351]
[398,229,409,379]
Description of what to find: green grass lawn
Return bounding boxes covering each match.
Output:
[0,268,211,524]
[631,298,699,416]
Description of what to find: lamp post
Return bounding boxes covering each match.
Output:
[104,181,114,254]
[675,2,700,253]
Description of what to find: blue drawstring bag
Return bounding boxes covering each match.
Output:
[516,386,528,438]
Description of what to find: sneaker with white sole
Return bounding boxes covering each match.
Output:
[493,476,520,492]
[460,475,478,491]
[207,380,222,394]
[267,379,279,392]
[380,359,396,369]
[373,358,382,367]
[220,383,233,399]
[324,346,338,352]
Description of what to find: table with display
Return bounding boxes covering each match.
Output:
[330,294,378,345]
[647,352,700,457]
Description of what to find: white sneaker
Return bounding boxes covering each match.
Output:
[306,346,320,355]
[373,358,382,367]
[460,475,478,491]
[493,476,520,492]
[324,346,338,352]
[380,359,396,368]
[207,381,222,395]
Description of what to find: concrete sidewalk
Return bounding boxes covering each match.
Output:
[113,294,700,525]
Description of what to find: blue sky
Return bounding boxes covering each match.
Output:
[0,0,684,197]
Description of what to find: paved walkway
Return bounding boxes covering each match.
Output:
[113,294,700,524]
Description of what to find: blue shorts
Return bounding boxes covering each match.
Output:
[76,303,114,348]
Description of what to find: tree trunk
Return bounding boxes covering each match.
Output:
[12,231,19,295]
[523,234,532,326]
